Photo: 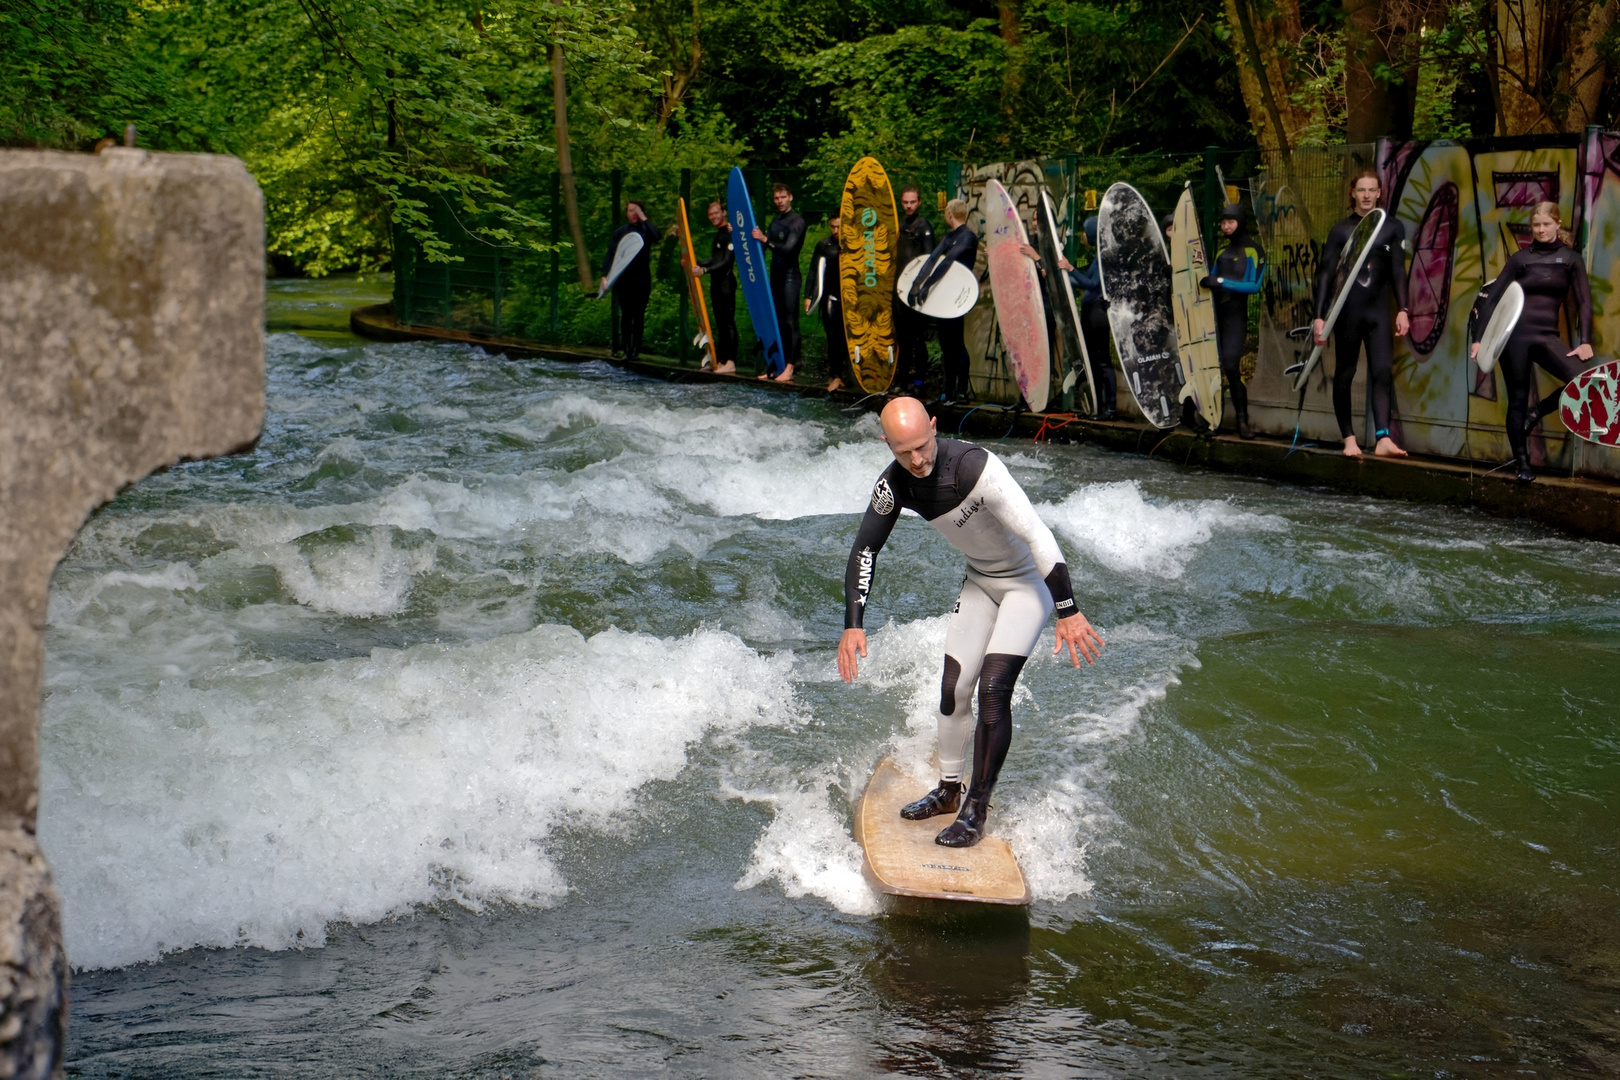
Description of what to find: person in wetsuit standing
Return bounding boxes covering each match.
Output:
[600,200,660,361]
[808,213,851,391]
[911,198,978,403]
[896,186,936,393]
[1201,203,1266,439]
[693,200,738,374]
[1312,171,1411,458]
[752,182,806,382]
[1470,201,1594,482]
[839,398,1105,847]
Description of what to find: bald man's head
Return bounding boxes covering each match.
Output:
[880,397,938,477]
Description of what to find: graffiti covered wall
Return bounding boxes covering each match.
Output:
[1248,136,1620,480]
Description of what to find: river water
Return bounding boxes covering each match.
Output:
[46,276,1620,1077]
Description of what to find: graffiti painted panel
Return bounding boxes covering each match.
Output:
[1383,141,1478,458]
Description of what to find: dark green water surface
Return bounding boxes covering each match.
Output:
[46,276,1620,1077]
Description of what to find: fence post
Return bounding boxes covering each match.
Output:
[549,171,560,336]
[493,245,503,334]
[610,169,622,354]
[680,168,692,366]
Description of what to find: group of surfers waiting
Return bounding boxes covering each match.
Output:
[599,170,1594,482]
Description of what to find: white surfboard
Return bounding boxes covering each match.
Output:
[1474,280,1524,374]
[597,231,646,298]
[1289,208,1385,392]
[854,758,1030,906]
[896,255,980,319]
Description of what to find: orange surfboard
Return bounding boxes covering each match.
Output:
[677,198,717,369]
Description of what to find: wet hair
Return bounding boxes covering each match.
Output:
[707,199,724,213]
[1530,201,1572,244]
[901,185,920,198]
[944,198,969,223]
[1346,169,1381,208]
[772,182,792,196]
[625,199,647,216]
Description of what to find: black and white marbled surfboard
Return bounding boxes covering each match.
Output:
[1098,182,1183,429]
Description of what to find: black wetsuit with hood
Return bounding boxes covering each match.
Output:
[914,224,979,401]
[602,217,661,360]
[1066,216,1117,419]
[764,208,807,367]
[1201,203,1267,425]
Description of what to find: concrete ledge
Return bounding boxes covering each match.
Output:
[0,824,65,1080]
[351,304,1620,543]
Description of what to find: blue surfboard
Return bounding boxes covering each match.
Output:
[727,168,785,375]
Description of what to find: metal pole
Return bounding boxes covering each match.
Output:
[549,171,561,336]
[610,169,622,354]
[680,167,692,365]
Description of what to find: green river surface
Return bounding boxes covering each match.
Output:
[43,275,1620,1077]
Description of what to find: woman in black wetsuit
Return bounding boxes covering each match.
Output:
[1470,201,1594,482]
[911,198,978,403]
[1312,170,1410,458]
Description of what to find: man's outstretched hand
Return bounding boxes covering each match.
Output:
[1053,612,1105,668]
[838,628,868,683]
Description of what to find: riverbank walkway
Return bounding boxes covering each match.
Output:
[351,303,1620,544]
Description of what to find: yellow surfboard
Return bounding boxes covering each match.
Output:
[839,157,900,394]
[677,198,718,370]
[854,758,1031,906]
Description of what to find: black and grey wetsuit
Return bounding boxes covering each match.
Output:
[699,223,738,365]
[602,218,660,360]
[1314,211,1408,441]
[1471,238,1593,458]
[896,210,936,387]
[808,232,848,380]
[845,438,1078,794]
[764,210,806,366]
[914,225,980,401]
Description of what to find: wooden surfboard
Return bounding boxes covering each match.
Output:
[854,758,1030,906]
[727,167,786,376]
[1035,189,1094,415]
[839,156,900,394]
[676,198,717,370]
[1171,184,1222,429]
[1288,208,1384,392]
[1560,359,1620,446]
[983,179,1051,413]
[1098,183,1181,427]
[896,255,979,319]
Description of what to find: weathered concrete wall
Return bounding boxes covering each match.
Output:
[0,148,265,1077]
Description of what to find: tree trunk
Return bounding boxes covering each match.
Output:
[1344,0,1417,141]
[1566,0,1617,128]
[1224,0,1313,151]
[655,0,702,135]
[551,42,593,290]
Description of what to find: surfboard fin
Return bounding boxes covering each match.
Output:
[853,345,862,366]
[886,346,895,366]
[1062,370,1078,394]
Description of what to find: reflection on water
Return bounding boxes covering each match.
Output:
[45,277,1620,1077]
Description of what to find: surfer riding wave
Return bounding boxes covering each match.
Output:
[837,398,1105,847]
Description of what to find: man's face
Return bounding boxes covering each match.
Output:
[1220,217,1239,236]
[708,203,724,227]
[829,216,841,235]
[773,189,792,212]
[885,421,938,478]
[1352,179,1380,214]
[901,191,920,214]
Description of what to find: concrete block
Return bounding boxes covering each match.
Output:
[0,147,265,1076]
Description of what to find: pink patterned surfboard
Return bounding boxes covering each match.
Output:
[1560,360,1620,446]
[982,179,1051,412]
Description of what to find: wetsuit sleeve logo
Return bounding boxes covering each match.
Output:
[871,477,895,516]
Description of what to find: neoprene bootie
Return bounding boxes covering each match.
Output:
[900,780,962,821]
[935,791,990,847]
[1515,454,1536,482]
[1237,411,1254,440]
